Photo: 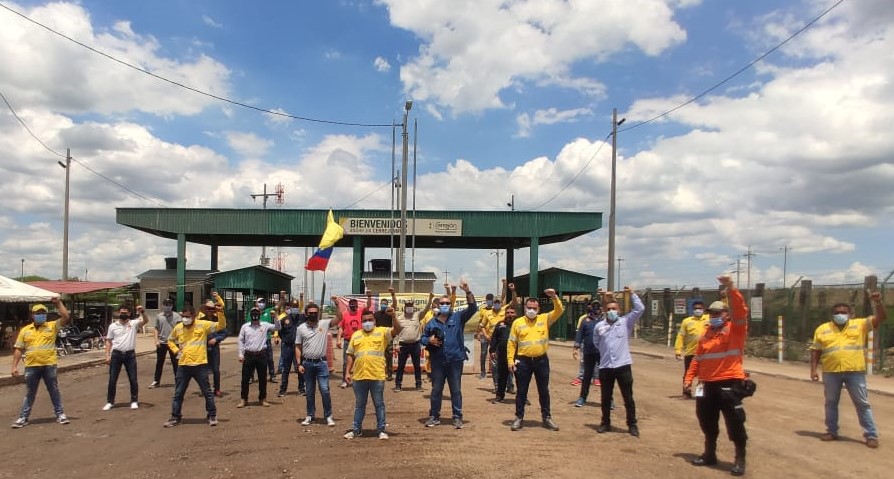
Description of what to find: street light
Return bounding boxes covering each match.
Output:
[20,258,24,281]
[397,100,413,292]
[607,109,625,292]
[57,149,71,280]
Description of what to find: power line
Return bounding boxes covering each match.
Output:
[338,177,396,209]
[0,89,65,158]
[70,157,166,207]
[619,0,846,133]
[528,132,612,210]
[0,2,394,128]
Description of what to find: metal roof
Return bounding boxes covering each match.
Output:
[361,271,438,281]
[514,267,603,296]
[116,208,601,249]
[27,280,133,295]
[136,270,216,280]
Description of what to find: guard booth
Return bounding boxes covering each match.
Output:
[209,266,294,335]
[513,268,602,341]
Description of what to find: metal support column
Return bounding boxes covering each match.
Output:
[352,236,364,294]
[176,233,186,310]
[528,237,539,297]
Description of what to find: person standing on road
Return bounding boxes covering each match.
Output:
[277,296,306,397]
[335,297,363,389]
[675,301,708,399]
[196,293,227,397]
[103,305,149,411]
[343,307,403,439]
[10,298,71,428]
[507,289,564,431]
[809,292,886,449]
[392,290,424,392]
[150,298,180,389]
[371,289,396,382]
[476,292,499,380]
[164,304,227,427]
[296,302,343,427]
[420,281,478,429]
[593,286,645,437]
[490,304,517,403]
[237,307,281,408]
[572,300,602,408]
[684,276,749,476]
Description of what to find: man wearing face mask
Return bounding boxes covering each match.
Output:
[809,292,886,449]
[507,289,564,431]
[196,293,227,397]
[684,276,748,476]
[476,293,498,380]
[392,290,424,392]
[572,300,602,408]
[335,297,364,389]
[489,304,518,403]
[420,281,477,429]
[237,306,282,408]
[295,302,343,426]
[675,301,709,399]
[593,286,645,437]
[11,297,71,429]
[103,305,149,411]
[371,289,395,382]
[150,298,181,389]
[164,303,227,427]
[277,296,306,397]
[247,297,279,385]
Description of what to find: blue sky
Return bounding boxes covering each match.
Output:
[1,0,893,297]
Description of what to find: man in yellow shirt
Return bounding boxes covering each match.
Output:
[507,289,564,431]
[164,303,227,428]
[674,301,708,398]
[343,308,402,439]
[11,298,71,428]
[809,292,886,448]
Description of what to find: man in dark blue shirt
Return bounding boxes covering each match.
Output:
[573,300,602,407]
[489,304,518,403]
[277,297,306,397]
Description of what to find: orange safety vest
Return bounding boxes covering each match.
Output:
[684,288,749,384]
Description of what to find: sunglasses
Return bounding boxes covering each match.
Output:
[439,302,450,305]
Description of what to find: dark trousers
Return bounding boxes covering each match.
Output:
[696,380,748,445]
[206,344,221,391]
[153,343,178,383]
[107,349,138,404]
[514,355,551,420]
[171,364,215,419]
[579,352,600,400]
[266,338,276,379]
[385,343,393,380]
[478,337,489,377]
[395,342,422,388]
[241,353,268,401]
[599,364,636,427]
[495,352,511,398]
[278,344,303,394]
[683,355,694,378]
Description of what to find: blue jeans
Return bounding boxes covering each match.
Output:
[429,359,464,420]
[823,371,877,438]
[352,379,386,433]
[303,359,332,418]
[19,365,64,419]
[107,349,138,404]
[171,364,216,419]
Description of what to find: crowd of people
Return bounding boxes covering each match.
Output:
[8,276,887,476]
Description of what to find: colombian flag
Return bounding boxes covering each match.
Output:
[305,210,344,271]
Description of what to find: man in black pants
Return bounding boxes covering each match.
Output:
[150,298,180,388]
[237,307,281,408]
[393,290,424,391]
[489,305,517,402]
[277,298,306,397]
[572,300,601,407]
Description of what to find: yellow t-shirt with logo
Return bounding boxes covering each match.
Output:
[15,321,60,366]
[167,316,227,366]
[810,317,871,373]
[347,326,393,381]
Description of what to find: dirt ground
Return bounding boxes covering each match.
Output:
[0,345,889,479]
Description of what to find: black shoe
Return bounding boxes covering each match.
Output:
[596,423,611,433]
[629,425,639,437]
[730,463,745,476]
[691,456,718,466]
[269,377,278,383]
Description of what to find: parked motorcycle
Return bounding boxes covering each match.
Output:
[58,324,103,353]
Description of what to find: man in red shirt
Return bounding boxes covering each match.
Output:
[334,296,364,389]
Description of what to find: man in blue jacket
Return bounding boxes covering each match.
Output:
[420,280,477,429]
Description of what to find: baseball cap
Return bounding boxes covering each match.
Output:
[31,304,48,313]
[707,301,727,312]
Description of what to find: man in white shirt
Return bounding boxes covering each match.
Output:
[104,305,149,411]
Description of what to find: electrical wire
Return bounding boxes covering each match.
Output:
[338,177,396,209]
[0,2,394,128]
[527,132,612,210]
[619,0,846,133]
[0,89,65,158]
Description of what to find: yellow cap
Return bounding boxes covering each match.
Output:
[31,304,48,313]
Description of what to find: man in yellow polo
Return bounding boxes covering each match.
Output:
[343,308,402,439]
[507,288,564,431]
[809,292,886,448]
[674,301,708,398]
[11,297,71,428]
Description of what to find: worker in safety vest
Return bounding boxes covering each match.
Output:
[809,292,886,449]
[675,301,709,398]
[684,276,748,476]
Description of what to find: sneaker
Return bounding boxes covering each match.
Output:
[424,417,440,427]
[393,386,402,392]
[543,417,560,431]
[236,400,246,408]
[574,397,585,407]
[260,400,271,407]
[866,437,879,449]
[269,376,278,383]
[820,433,838,441]
[298,387,307,395]
[301,416,314,426]
[339,381,348,389]
[415,384,424,391]
[629,425,640,437]
[593,379,601,386]
[343,430,360,439]
[56,414,70,425]
[130,402,139,410]
[208,416,218,427]
[453,418,463,429]
[610,400,615,410]
[378,431,389,440]
[511,417,523,431]
[214,390,223,398]
[148,381,159,389]
[596,423,611,433]
[326,416,336,427]
[163,417,181,428]
[571,378,582,386]
[507,386,515,394]
[102,403,114,411]
[277,392,286,398]
[11,418,28,429]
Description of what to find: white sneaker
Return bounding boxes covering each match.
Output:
[130,402,139,410]
[326,416,336,427]
[378,431,389,440]
[343,430,358,439]
[102,403,114,411]
[301,416,314,426]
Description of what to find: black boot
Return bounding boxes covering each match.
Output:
[730,443,746,476]
[691,439,717,466]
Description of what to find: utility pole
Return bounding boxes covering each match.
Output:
[617,258,625,288]
[491,250,503,294]
[607,108,625,292]
[57,149,71,280]
[250,183,277,266]
[397,101,413,292]
[442,269,450,286]
[781,244,790,288]
[743,246,756,301]
[507,193,515,211]
[20,258,24,281]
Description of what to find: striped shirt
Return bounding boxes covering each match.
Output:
[295,319,332,359]
[238,320,281,359]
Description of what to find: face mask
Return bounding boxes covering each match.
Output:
[163,305,173,313]
[306,313,319,322]
[606,310,619,322]
[362,321,375,332]
[439,305,450,314]
[832,313,848,326]
[250,313,261,321]
[33,313,47,325]
[288,308,299,316]
[486,300,494,308]
[349,304,358,311]
[380,304,388,312]
[405,306,415,315]
[709,317,725,329]
[257,302,266,310]
[119,314,130,321]
[493,302,502,310]
[693,309,704,316]
[182,317,194,326]
[525,309,537,319]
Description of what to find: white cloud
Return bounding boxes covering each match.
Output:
[373,56,391,72]
[515,107,593,137]
[202,15,223,28]
[264,107,293,126]
[324,49,341,60]
[225,131,274,158]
